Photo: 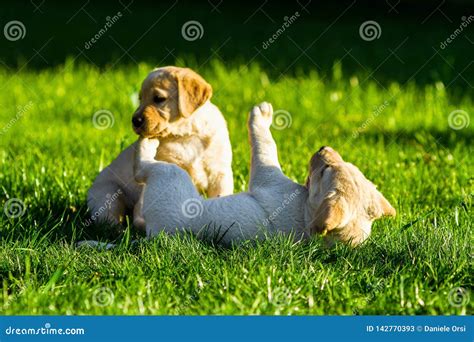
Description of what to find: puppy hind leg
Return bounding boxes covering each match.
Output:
[87,182,127,225]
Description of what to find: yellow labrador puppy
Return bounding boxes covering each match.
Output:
[87,66,233,228]
[135,102,395,246]
[305,146,396,246]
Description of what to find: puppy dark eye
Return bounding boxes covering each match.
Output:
[153,95,166,104]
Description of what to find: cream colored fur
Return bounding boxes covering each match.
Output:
[136,103,395,247]
[87,67,233,229]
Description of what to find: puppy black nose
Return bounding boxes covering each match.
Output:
[132,116,144,128]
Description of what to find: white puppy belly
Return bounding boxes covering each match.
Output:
[192,194,270,244]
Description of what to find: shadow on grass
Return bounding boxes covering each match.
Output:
[357,128,473,149]
[0,202,144,243]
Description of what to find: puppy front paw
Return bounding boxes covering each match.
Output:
[143,137,160,153]
[249,102,273,129]
[138,137,160,160]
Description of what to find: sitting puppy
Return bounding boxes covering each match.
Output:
[87,66,233,228]
[135,102,395,246]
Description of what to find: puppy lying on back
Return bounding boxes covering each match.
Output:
[87,67,233,228]
[135,102,395,246]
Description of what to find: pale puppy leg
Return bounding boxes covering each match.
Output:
[247,102,282,190]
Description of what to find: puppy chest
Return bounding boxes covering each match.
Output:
[155,140,209,191]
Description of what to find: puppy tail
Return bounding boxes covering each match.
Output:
[134,137,159,184]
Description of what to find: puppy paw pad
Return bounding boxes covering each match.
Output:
[258,102,273,118]
[250,105,262,118]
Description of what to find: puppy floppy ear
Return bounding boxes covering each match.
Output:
[176,69,212,118]
[369,190,396,218]
[378,192,396,217]
[309,196,348,235]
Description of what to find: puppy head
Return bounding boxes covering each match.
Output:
[132,66,212,137]
[305,146,396,247]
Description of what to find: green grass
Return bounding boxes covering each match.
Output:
[0,1,473,315]
[0,60,472,315]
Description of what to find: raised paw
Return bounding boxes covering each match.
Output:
[258,102,273,119]
[249,102,273,129]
